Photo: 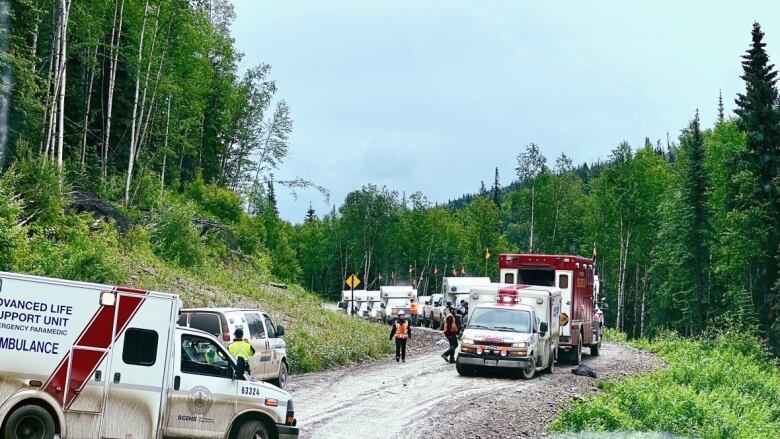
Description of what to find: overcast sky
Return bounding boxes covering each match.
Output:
[231,0,780,222]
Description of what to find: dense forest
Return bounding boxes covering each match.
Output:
[1,1,779,353]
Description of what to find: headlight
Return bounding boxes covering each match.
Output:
[462,338,474,345]
[512,342,527,348]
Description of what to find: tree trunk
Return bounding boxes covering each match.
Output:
[103,0,125,183]
[160,95,171,197]
[56,0,71,169]
[529,185,536,252]
[80,43,98,168]
[124,0,150,207]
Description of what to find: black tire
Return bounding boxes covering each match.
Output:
[546,347,555,373]
[270,361,288,389]
[590,342,601,357]
[3,405,56,439]
[235,420,273,439]
[456,362,473,376]
[573,336,583,365]
[520,356,536,379]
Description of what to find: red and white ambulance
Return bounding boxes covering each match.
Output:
[0,271,298,439]
[498,253,602,364]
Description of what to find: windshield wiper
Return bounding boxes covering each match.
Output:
[490,326,520,332]
[468,324,490,329]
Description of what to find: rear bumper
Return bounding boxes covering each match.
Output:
[456,352,530,369]
[277,425,299,439]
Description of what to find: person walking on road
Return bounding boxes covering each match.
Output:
[228,328,255,373]
[441,307,459,363]
[389,311,411,362]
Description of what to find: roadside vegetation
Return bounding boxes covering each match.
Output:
[550,329,780,438]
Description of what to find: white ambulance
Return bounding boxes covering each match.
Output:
[0,271,298,439]
[379,286,416,324]
[456,285,561,379]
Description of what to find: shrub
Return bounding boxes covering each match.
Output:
[148,198,205,267]
[3,157,68,228]
[184,172,243,223]
[550,331,780,438]
[0,180,23,270]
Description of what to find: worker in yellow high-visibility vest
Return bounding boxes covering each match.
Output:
[228,328,255,373]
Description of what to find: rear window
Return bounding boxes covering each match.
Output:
[558,274,569,289]
[244,312,266,339]
[518,269,555,286]
[189,312,221,337]
[123,328,158,366]
[504,272,515,284]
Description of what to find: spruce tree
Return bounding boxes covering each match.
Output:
[305,203,317,223]
[733,21,780,325]
[267,177,278,213]
[491,167,501,207]
[717,89,725,123]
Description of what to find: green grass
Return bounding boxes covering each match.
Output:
[549,330,780,438]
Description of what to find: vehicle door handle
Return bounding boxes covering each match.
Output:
[113,372,121,383]
[174,376,180,391]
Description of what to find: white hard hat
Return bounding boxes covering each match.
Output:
[398,311,406,317]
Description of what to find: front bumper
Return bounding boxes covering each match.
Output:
[277,424,299,439]
[456,352,531,369]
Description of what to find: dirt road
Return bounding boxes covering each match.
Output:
[289,332,660,439]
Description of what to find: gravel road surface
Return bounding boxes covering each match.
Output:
[289,329,660,439]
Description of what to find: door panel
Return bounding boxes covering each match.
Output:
[101,293,173,439]
[263,314,285,378]
[166,334,236,438]
[243,312,268,378]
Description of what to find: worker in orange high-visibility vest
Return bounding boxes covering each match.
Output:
[441,307,459,364]
[389,311,412,362]
[410,298,419,326]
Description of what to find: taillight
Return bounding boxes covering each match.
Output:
[222,325,230,341]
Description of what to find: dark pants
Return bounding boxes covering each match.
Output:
[395,338,407,361]
[443,333,458,362]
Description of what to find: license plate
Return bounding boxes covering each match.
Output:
[484,359,498,366]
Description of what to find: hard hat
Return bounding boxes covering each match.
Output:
[398,311,406,317]
[234,327,244,338]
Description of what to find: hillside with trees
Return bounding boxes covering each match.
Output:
[1,0,779,362]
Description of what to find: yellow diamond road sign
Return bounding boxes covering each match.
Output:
[345,274,361,289]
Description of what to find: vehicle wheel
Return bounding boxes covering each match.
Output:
[270,362,288,389]
[3,404,56,439]
[520,356,536,379]
[590,341,600,357]
[573,336,582,365]
[235,420,272,439]
[547,347,555,373]
[456,362,474,376]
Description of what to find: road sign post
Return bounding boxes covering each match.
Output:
[345,274,361,317]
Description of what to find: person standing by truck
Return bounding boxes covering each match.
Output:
[410,298,419,326]
[389,311,411,362]
[228,328,256,372]
[441,307,459,363]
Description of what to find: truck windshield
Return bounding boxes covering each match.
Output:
[386,299,410,308]
[468,308,531,333]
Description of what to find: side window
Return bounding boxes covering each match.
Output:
[244,312,266,340]
[176,313,188,327]
[558,274,569,289]
[504,272,515,284]
[189,313,221,338]
[181,334,230,378]
[263,315,277,338]
[123,328,158,366]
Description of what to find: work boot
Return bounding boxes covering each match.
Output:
[402,358,406,362]
[441,353,449,363]
[396,357,400,362]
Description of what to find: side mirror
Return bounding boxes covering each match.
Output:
[337,302,346,309]
[539,322,548,333]
[380,303,386,309]
[276,325,285,337]
[234,356,247,379]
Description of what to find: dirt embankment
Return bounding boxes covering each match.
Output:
[289,329,660,439]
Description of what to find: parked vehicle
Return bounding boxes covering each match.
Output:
[380,286,416,324]
[179,307,290,389]
[358,291,381,318]
[0,271,298,439]
[442,277,491,307]
[339,290,369,316]
[457,285,561,379]
[498,253,602,363]
[416,295,431,326]
[429,293,447,328]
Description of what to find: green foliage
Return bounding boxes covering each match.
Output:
[550,331,780,438]
[0,179,23,271]
[3,157,68,228]
[148,197,205,267]
[185,172,243,224]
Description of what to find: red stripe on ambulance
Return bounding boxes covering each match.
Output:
[43,289,148,407]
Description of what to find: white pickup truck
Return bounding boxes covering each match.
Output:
[457,285,561,379]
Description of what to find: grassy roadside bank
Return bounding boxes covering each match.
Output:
[549,329,780,438]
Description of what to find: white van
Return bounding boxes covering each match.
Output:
[0,271,298,439]
[179,308,289,389]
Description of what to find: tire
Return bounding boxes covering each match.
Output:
[235,420,273,439]
[270,361,288,389]
[456,362,474,377]
[572,336,582,365]
[590,341,601,357]
[520,356,536,379]
[546,347,555,373]
[3,405,56,439]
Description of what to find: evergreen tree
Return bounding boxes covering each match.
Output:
[732,21,780,326]
[491,167,501,208]
[718,89,725,123]
[479,180,488,197]
[267,177,278,212]
[305,203,317,223]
